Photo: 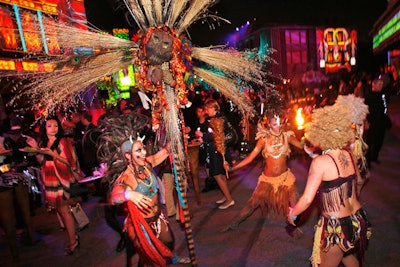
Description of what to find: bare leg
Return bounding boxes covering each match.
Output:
[320,245,346,267]
[14,183,35,244]
[214,174,233,202]
[220,199,258,232]
[342,253,359,267]
[57,204,76,247]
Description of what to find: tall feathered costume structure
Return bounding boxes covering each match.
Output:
[5,1,272,265]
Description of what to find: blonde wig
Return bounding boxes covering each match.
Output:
[305,104,353,150]
[335,95,369,125]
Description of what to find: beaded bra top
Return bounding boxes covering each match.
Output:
[257,129,294,159]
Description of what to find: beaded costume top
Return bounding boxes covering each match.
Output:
[256,128,295,159]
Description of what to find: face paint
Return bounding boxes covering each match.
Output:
[130,141,147,167]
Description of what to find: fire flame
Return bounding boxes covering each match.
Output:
[296,108,304,130]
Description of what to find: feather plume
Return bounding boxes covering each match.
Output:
[193,67,255,116]
[124,0,148,30]
[9,50,134,110]
[192,47,265,84]
[176,0,218,34]
[153,0,164,24]
[165,0,189,27]
[97,112,151,185]
[139,0,156,26]
[335,95,369,125]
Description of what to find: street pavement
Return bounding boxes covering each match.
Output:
[1,96,399,267]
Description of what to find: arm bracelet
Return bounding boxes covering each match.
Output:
[124,189,132,201]
[289,207,298,221]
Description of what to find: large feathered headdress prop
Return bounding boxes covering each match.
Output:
[7,0,269,119]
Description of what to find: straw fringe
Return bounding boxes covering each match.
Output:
[55,23,136,50]
[193,67,255,117]
[124,0,148,30]
[192,47,265,85]
[165,0,189,27]
[153,0,164,24]
[163,85,187,171]
[10,51,132,110]
[139,0,156,26]
[176,0,216,34]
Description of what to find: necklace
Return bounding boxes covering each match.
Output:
[267,130,285,158]
[322,149,331,155]
[128,165,153,187]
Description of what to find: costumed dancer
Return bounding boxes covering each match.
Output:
[287,103,372,267]
[335,94,369,196]
[220,90,304,231]
[97,113,189,267]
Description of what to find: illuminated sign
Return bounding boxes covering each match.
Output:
[316,28,357,73]
[0,3,60,54]
[0,0,58,15]
[0,58,56,71]
[373,10,400,51]
[116,65,136,90]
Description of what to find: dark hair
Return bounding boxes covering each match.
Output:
[82,112,93,122]
[38,116,64,148]
[10,116,23,127]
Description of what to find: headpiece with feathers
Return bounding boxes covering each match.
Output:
[5,0,271,118]
[96,112,151,185]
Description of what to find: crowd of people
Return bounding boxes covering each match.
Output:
[0,68,394,266]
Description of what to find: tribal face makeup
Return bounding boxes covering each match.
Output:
[125,141,147,167]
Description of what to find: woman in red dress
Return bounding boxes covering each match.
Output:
[26,117,81,255]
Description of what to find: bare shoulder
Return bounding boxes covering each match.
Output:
[115,169,136,188]
[310,155,332,171]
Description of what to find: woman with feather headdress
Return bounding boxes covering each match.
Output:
[97,112,190,266]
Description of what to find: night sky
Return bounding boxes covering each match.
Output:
[84,0,389,71]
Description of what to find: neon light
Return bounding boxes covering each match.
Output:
[37,10,48,54]
[12,4,26,51]
[373,10,400,50]
[0,0,58,15]
[0,59,16,70]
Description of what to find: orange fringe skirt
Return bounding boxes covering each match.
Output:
[250,169,297,215]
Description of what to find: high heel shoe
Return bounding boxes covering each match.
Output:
[65,239,80,255]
